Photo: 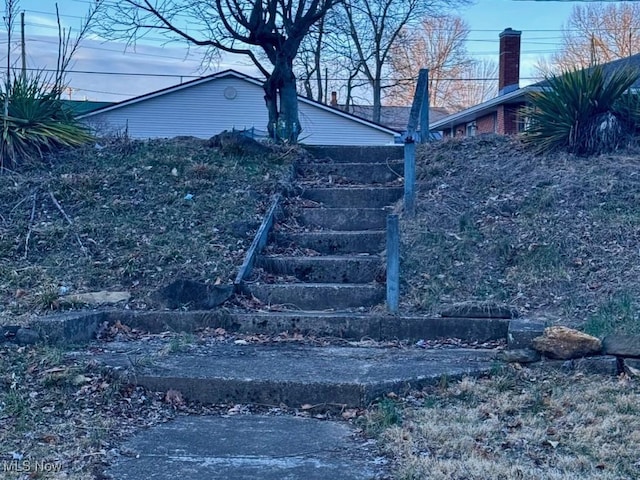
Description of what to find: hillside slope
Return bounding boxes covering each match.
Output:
[0,137,293,322]
[402,135,640,334]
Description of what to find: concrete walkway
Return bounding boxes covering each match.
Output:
[94,341,500,479]
[105,415,388,480]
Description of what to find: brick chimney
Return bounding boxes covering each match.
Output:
[498,28,521,95]
[330,91,338,107]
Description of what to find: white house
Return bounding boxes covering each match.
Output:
[80,70,399,146]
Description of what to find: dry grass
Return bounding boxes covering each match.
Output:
[0,342,176,479]
[0,137,295,323]
[375,367,640,480]
[402,135,640,335]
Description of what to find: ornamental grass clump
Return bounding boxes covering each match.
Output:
[0,73,93,170]
[523,65,640,155]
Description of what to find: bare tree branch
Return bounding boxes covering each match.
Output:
[538,2,640,75]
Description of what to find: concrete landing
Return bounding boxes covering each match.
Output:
[104,415,386,480]
[96,342,499,407]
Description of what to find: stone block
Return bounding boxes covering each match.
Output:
[602,335,640,358]
[507,319,546,350]
[540,355,619,376]
[623,358,640,377]
[498,348,541,364]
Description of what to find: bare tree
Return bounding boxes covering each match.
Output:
[337,0,468,122]
[293,10,366,107]
[539,2,640,75]
[445,58,497,111]
[295,17,329,102]
[99,0,339,143]
[386,15,496,111]
[386,15,471,108]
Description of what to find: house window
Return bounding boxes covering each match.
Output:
[466,121,477,137]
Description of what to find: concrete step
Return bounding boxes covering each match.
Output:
[227,312,509,342]
[244,283,385,310]
[256,255,384,283]
[95,341,499,408]
[32,310,510,345]
[273,231,385,254]
[304,145,403,163]
[300,187,402,208]
[296,162,403,184]
[298,208,387,231]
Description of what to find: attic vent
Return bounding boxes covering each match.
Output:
[224,86,237,100]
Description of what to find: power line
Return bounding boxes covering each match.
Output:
[27,37,202,62]
[20,66,201,78]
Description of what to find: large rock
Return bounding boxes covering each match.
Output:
[532,326,602,360]
[602,335,640,358]
[207,130,270,156]
[157,280,234,310]
[62,291,130,306]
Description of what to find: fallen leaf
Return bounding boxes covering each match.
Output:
[227,404,243,415]
[164,389,184,407]
[342,409,358,420]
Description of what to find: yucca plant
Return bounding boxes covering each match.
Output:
[523,65,640,155]
[0,73,94,169]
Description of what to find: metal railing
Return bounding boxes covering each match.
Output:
[403,68,430,216]
[387,69,429,312]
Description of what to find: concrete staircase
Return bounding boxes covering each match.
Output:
[35,145,512,413]
[245,146,404,311]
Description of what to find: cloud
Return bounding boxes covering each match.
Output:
[5,33,262,101]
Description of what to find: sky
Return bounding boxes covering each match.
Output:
[0,0,607,102]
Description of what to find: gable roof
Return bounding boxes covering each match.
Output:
[533,52,640,90]
[81,69,400,135]
[346,105,450,132]
[62,100,114,116]
[429,87,535,130]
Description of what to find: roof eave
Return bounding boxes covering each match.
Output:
[429,86,540,130]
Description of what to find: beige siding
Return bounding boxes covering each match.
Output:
[85,76,396,146]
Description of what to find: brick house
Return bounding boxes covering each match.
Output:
[431,28,640,138]
[431,28,529,137]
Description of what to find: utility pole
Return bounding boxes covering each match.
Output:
[20,11,26,79]
[324,67,328,105]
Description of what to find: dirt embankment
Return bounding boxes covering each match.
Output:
[402,135,640,334]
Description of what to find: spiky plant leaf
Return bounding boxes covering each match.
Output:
[0,72,93,169]
[523,65,640,155]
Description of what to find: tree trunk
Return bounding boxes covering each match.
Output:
[264,76,279,141]
[263,57,302,144]
[372,76,382,123]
